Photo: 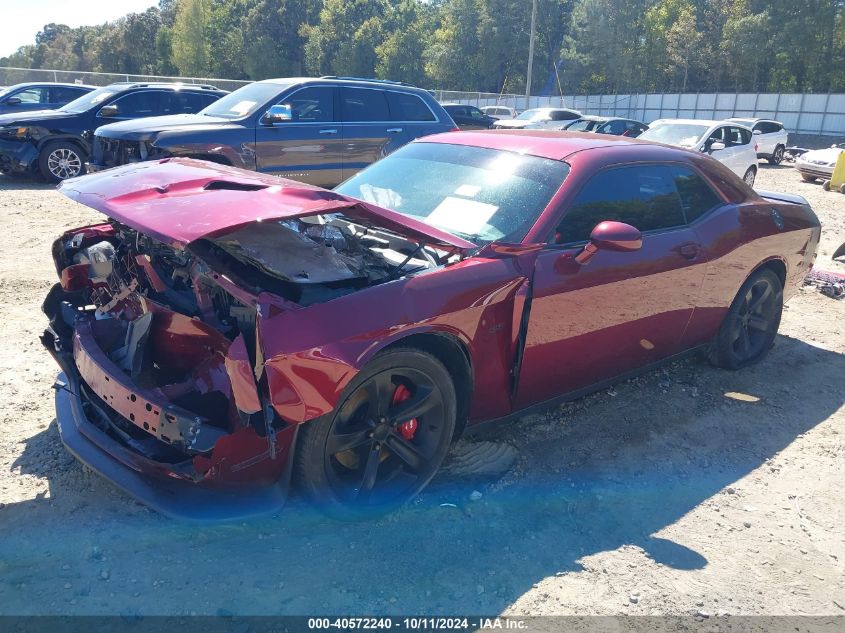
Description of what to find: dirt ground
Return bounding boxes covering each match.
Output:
[0,163,842,618]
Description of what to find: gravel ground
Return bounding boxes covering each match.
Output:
[0,163,842,617]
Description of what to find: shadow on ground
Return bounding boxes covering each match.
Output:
[0,174,54,191]
[1,334,842,615]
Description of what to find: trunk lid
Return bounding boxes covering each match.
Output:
[58,158,476,252]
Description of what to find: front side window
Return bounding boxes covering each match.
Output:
[335,142,569,243]
[173,91,219,113]
[341,87,389,122]
[110,90,170,117]
[554,164,686,244]
[13,87,49,104]
[468,107,486,119]
[280,86,335,122]
[387,92,435,121]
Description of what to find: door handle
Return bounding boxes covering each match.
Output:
[318,128,338,134]
[679,243,701,260]
[386,127,403,133]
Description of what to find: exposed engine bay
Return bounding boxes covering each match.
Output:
[44,213,447,473]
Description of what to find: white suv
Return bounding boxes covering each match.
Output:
[639,119,759,185]
[727,118,789,164]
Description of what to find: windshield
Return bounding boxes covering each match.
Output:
[0,86,14,99]
[335,142,569,243]
[199,82,288,118]
[639,123,709,148]
[59,86,118,113]
[515,108,549,121]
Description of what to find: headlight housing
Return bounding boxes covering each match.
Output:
[0,126,28,139]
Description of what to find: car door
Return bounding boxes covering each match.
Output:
[255,85,344,188]
[704,126,740,174]
[727,125,755,173]
[340,87,407,181]
[515,163,708,408]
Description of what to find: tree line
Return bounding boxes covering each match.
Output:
[3,0,844,94]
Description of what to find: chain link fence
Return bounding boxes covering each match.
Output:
[4,68,843,136]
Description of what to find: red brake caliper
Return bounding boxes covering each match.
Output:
[392,384,418,440]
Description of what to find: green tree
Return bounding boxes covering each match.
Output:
[171,0,212,76]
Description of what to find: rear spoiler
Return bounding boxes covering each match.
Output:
[755,189,810,206]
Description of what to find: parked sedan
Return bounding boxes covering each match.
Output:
[639,119,759,185]
[527,116,648,137]
[441,104,496,130]
[0,82,94,115]
[493,107,581,129]
[795,144,845,184]
[42,131,819,520]
[727,118,789,164]
[0,82,227,181]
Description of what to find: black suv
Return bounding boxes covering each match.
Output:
[0,82,227,181]
[89,77,457,188]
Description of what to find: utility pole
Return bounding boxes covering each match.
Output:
[526,0,538,111]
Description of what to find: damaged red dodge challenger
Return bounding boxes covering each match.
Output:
[41,131,820,520]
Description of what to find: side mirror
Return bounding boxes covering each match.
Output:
[98,104,119,118]
[4,97,21,106]
[262,104,292,125]
[709,141,726,152]
[575,221,642,265]
[752,129,762,135]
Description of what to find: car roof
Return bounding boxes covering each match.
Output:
[4,81,96,90]
[256,76,428,93]
[728,117,783,125]
[104,82,225,92]
[418,129,680,161]
[652,118,752,130]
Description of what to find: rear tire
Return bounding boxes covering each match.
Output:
[768,146,784,165]
[295,347,456,520]
[742,166,756,187]
[822,180,831,191]
[38,141,86,182]
[709,268,783,370]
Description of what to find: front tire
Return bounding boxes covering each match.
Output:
[768,146,784,165]
[709,268,783,370]
[39,141,86,182]
[742,166,756,187]
[295,348,456,520]
[800,173,817,183]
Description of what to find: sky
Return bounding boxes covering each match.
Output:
[0,0,158,57]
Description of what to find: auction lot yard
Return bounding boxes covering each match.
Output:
[0,163,842,617]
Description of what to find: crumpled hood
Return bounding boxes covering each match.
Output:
[798,146,844,166]
[0,108,75,126]
[95,113,237,140]
[58,158,476,252]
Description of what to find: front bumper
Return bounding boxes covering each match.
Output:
[796,164,834,179]
[44,327,295,521]
[0,138,38,174]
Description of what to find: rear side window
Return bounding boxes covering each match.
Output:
[387,92,435,121]
[111,90,171,117]
[670,165,723,222]
[173,91,219,113]
[51,86,87,103]
[550,110,578,121]
[555,165,686,244]
[341,87,390,122]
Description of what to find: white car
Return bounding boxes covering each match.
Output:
[727,118,789,164]
[795,144,845,184]
[638,119,759,185]
[480,105,518,120]
[493,107,581,129]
